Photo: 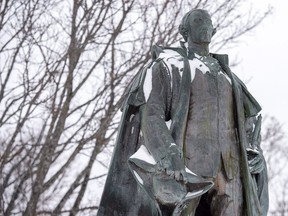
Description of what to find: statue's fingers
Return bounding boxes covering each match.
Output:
[180,170,188,184]
[257,156,264,166]
[249,162,257,173]
[249,160,264,174]
[252,167,262,174]
[249,165,256,174]
[166,169,174,177]
[249,154,261,167]
[174,170,181,181]
[252,161,264,174]
[250,167,258,174]
[156,163,164,173]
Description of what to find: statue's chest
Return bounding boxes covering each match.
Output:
[188,56,232,97]
[187,56,234,123]
[185,56,236,145]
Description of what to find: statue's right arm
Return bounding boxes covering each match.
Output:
[139,61,186,180]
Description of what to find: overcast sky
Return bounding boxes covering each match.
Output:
[225,0,288,135]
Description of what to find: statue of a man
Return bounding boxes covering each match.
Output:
[98,9,268,216]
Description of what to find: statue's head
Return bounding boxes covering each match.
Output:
[179,9,216,44]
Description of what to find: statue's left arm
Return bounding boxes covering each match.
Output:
[240,81,269,215]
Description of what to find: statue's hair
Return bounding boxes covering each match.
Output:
[178,9,213,42]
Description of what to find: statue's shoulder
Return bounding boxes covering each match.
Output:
[151,44,185,73]
[151,44,186,61]
[212,53,262,116]
[121,44,185,109]
[152,44,184,59]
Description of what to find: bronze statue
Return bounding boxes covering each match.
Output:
[98,9,268,216]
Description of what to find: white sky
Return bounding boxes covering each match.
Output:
[226,0,288,135]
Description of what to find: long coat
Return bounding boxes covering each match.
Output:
[97,45,268,216]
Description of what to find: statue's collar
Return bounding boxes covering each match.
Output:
[152,42,230,67]
[211,53,229,66]
[179,41,229,66]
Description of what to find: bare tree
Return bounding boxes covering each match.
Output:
[270,182,288,216]
[0,0,271,215]
[261,116,288,216]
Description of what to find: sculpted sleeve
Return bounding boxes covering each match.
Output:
[140,60,176,162]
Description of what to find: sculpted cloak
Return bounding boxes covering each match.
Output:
[97,44,268,216]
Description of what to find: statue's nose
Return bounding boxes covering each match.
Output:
[200,26,209,32]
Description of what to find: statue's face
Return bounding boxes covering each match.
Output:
[186,10,213,44]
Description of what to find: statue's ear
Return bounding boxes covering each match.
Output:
[212,28,217,37]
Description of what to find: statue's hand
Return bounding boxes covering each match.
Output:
[247,148,265,174]
[157,144,187,182]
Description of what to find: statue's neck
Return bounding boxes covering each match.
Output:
[188,42,210,57]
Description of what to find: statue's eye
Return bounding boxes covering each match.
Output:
[194,18,202,24]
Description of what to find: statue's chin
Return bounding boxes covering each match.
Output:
[191,38,211,45]
[199,37,211,44]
